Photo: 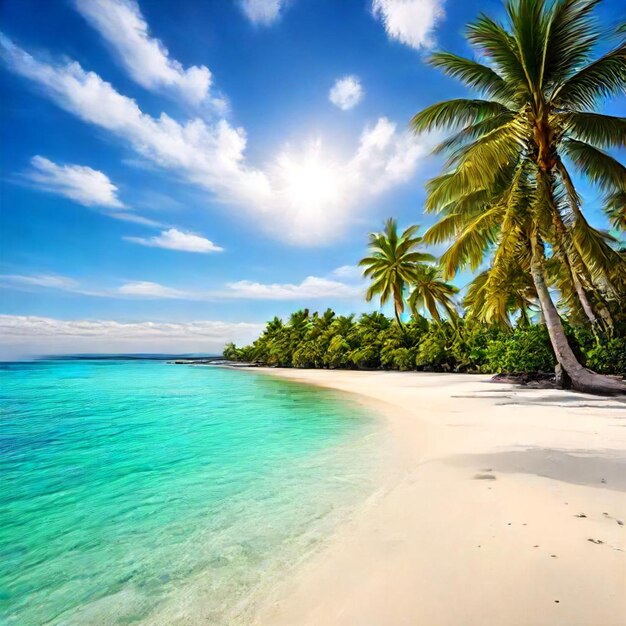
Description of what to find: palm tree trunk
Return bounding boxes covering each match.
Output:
[571,271,598,326]
[551,206,599,327]
[394,305,406,332]
[529,232,626,396]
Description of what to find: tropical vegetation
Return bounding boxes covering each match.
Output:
[222,308,626,377]
[409,0,626,394]
[358,218,435,329]
[225,0,626,395]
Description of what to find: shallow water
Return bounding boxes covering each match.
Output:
[0,360,385,625]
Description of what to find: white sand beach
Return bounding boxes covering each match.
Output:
[250,370,626,626]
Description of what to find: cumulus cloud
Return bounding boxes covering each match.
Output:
[372,0,445,50]
[0,35,435,245]
[239,0,287,25]
[24,156,124,208]
[0,315,264,359]
[73,0,225,109]
[124,228,224,253]
[329,75,364,110]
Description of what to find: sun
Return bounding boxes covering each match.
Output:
[274,142,346,215]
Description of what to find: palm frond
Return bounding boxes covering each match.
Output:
[445,118,527,170]
[604,189,626,229]
[410,99,511,134]
[552,42,626,108]
[560,111,626,148]
[507,0,550,95]
[466,14,528,95]
[439,204,505,277]
[542,0,601,88]
[433,113,517,154]
[563,138,626,192]
[428,52,514,102]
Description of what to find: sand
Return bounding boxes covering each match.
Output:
[249,370,626,626]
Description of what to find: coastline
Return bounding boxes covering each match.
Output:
[247,369,626,626]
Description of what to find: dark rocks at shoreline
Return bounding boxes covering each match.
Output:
[168,358,259,367]
[491,371,557,389]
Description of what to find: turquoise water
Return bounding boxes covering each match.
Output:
[0,360,384,625]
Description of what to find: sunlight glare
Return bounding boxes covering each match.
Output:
[275,141,347,218]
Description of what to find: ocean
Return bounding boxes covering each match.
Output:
[0,359,384,625]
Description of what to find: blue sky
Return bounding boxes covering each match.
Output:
[1,0,623,357]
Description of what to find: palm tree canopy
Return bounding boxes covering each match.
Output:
[359,218,435,319]
[408,265,459,322]
[411,0,625,286]
[464,265,538,326]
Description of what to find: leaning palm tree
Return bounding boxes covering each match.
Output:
[359,219,435,329]
[408,265,459,322]
[411,0,626,395]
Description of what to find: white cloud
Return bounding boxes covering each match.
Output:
[124,228,223,253]
[239,0,287,25]
[0,273,107,298]
[1,270,363,302]
[108,212,165,227]
[24,156,124,208]
[21,156,165,225]
[117,281,188,298]
[73,0,225,110]
[220,276,362,300]
[0,315,264,359]
[330,265,363,280]
[372,0,445,50]
[329,75,364,110]
[0,273,80,290]
[0,35,435,246]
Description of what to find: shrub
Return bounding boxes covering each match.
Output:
[486,326,556,373]
[449,320,504,373]
[584,337,626,376]
[415,323,457,371]
[380,346,418,371]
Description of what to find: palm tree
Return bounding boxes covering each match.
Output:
[470,266,539,326]
[411,0,626,395]
[359,218,435,329]
[408,265,459,322]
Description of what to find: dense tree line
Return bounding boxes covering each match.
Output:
[223,309,626,377]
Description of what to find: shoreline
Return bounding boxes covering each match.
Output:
[247,369,626,626]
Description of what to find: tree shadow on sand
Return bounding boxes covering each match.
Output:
[451,387,626,411]
[447,447,626,492]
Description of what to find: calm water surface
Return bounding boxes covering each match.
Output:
[0,360,385,625]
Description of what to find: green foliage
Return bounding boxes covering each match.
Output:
[222,310,625,378]
[359,218,435,325]
[449,319,505,372]
[415,322,457,371]
[584,337,626,376]
[486,326,556,373]
[412,0,626,386]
